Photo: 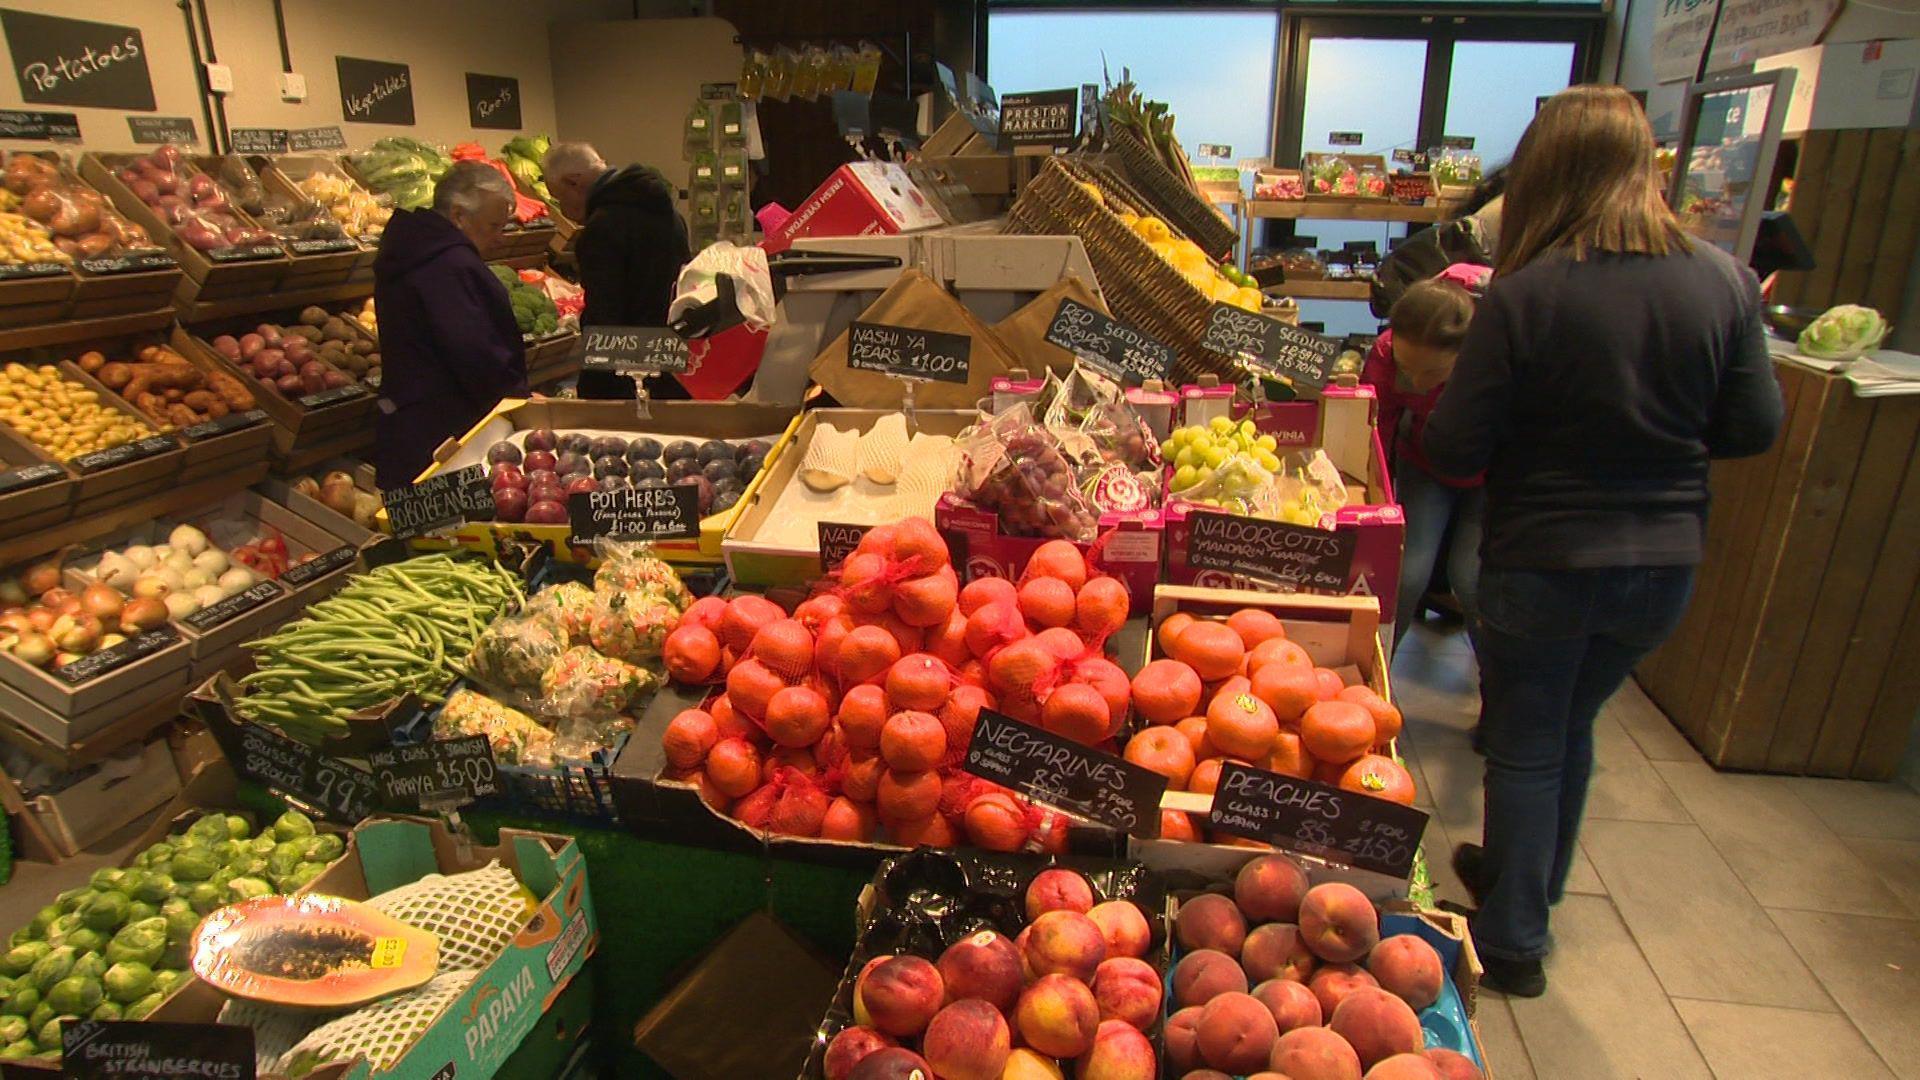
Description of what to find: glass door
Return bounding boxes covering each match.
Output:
[1441,39,1583,170]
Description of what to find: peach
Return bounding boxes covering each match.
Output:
[1243,922,1316,984]
[1252,977,1323,1033]
[1024,910,1108,982]
[1086,899,1151,959]
[1367,934,1446,1011]
[1252,663,1323,724]
[824,1025,896,1080]
[1299,882,1380,963]
[1015,973,1100,1059]
[1076,1019,1156,1080]
[860,955,945,1036]
[1175,892,1249,955]
[1188,757,1234,795]
[1234,853,1311,923]
[847,1047,934,1080]
[1309,962,1380,1019]
[936,930,1024,1013]
[1003,1048,1065,1080]
[879,710,946,771]
[923,999,1010,1080]
[1330,987,1424,1070]
[1026,867,1096,921]
[1366,1055,1443,1080]
[1164,1006,1203,1075]
[1090,957,1162,1030]
[1196,991,1279,1074]
[1123,727,1196,788]
[1424,1049,1484,1080]
[1271,1026,1364,1080]
[1172,948,1248,1009]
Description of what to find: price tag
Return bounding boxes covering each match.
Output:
[576,325,691,375]
[1184,510,1356,593]
[206,243,284,264]
[217,719,375,824]
[1391,148,1425,167]
[817,521,872,571]
[1328,131,1364,147]
[567,485,700,543]
[281,545,359,588]
[0,461,62,495]
[369,735,500,812]
[1441,134,1476,150]
[76,251,176,274]
[127,115,198,145]
[1208,761,1429,879]
[846,322,972,385]
[180,580,282,633]
[69,435,175,474]
[1197,143,1234,158]
[963,709,1166,837]
[0,109,80,141]
[180,408,266,442]
[382,464,493,541]
[62,1019,255,1080]
[297,383,371,409]
[288,126,348,152]
[230,127,290,154]
[0,260,67,281]
[52,626,177,685]
[1201,303,1342,390]
[288,237,357,255]
[1043,298,1172,385]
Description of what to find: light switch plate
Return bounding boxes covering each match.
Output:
[279,72,307,102]
[203,62,233,93]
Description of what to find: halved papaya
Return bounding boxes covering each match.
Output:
[190,894,439,1009]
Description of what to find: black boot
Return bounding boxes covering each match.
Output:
[1479,952,1547,997]
[1452,842,1490,906]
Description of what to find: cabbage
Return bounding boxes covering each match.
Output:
[1798,304,1888,359]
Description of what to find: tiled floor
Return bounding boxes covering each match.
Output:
[1395,623,1920,1080]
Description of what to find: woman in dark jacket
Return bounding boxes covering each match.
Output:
[1422,85,1783,996]
[372,162,528,488]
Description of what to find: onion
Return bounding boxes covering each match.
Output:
[21,557,61,597]
[132,575,173,600]
[0,579,25,607]
[163,593,198,619]
[0,612,32,636]
[182,568,211,590]
[79,584,123,621]
[94,552,138,589]
[192,585,225,608]
[217,567,255,592]
[168,524,209,556]
[49,613,101,653]
[10,632,53,667]
[97,633,126,650]
[192,550,229,576]
[24,607,54,632]
[39,586,73,610]
[163,550,193,574]
[124,545,157,570]
[119,597,169,631]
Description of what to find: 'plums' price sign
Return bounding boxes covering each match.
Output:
[369,735,499,812]
[1043,298,1172,384]
[964,709,1167,837]
[847,322,972,385]
[62,1019,255,1080]
[1201,303,1342,390]
[568,484,700,544]
[1184,510,1356,593]
[817,521,873,572]
[1208,761,1428,879]
[382,464,494,540]
[576,325,690,375]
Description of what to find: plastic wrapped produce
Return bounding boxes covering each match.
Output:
[586,589,679,666]
[539,646,653,719]
[523,581,596,645]
[951,404,1101,541]
[435,690,553,764]
[590,541,691,610]
[464,613,566,693]
[1042,363,1162,479]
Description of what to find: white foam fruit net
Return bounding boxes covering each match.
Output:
[366,861,534,972]
[276,970,477,1075]
[217,996,338,1074]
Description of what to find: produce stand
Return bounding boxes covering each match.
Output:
[78,154,291,308]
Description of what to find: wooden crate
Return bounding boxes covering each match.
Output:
[1772,128,1920,317]
[0,265,73,329]
[170,320,375,463]
[78,153,289,306]
[1637,361,1920,778]
[262,154,387,282]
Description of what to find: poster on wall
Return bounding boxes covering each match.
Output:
[1652,0,1722,83]
[1706,0,1841,72]
[336,55,414,125]
[0,9,155,111]
[466,72,521,130]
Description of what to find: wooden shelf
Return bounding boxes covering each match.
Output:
[0,307,175,352]
[0,461,269,566]
[1262,279,1373,301]
[0,691,183,773]
[176,279,374,325]
[1248,200,1448,223]
[495,252,551,271]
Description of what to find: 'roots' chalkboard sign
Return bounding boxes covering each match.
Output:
[0,10,154,111]
[466,72,521,130]
[336,56,413,126]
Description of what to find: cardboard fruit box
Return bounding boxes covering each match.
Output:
[21,734,182,860]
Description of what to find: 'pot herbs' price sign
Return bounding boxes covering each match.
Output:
[817,521,873,572]
[369,735,500,812]
[1184,509,1356,593]
[1208,761,1429,879]
[62,1019,256,1080]
[1043,298,1172,385]
[846,322,971,385]
[576,325,690,375]
[1201,303,1342,390]
[382,464,494,541]
[568,484,701,544]
[964,709,1167,837]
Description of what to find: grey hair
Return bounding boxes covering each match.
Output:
[541,141,605,182]
[432,161,514,215]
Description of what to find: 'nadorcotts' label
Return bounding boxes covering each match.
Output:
[1184,510,1356,592]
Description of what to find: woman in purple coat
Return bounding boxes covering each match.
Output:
[372,162,528,488]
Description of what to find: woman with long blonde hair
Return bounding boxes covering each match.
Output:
[1422,85,1782,996]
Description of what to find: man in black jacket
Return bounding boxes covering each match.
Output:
[543,142,692,399]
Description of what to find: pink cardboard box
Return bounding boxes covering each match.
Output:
[935,493,1165,615]
[763,162,946,254]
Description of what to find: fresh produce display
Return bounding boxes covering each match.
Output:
[1163,417,1349,525]
[950,388,1166,541]
[76,523,274,624]
[3,153,156,259]
[292,169,390,240]
[489,265,559,338]
[0,362,158,461]
[1107,202,1261,310]
[0,189,70,266]
[206,307,379,397]
[820,864,1161,1080]
[83,342,256,433]
[1798,303,1889,360]
[498,134,555,208]
[290,469,381,531]
[110,146,277,253]
[450,143,548,224]
[1307,155,1388,198]
[0,808,329,1061]
[345,138,451,211]
[0,555,152,672]
[1254,170,1306,201]
[352,297,377,336]
[483,428,772,522]
[192,895,437,1007]
[1103,71,1197,190]
[202,155,346,244]
[1430,149,1482,187]
[235,553,523,743]
[1164,855,1481,1078]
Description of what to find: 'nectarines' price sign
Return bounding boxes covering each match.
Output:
[1184,510,1356,593]
[1201,304,1340,390]
[965,709,1167,838]
[567,484,700,543]
[1044,298,1172,385]
[382,464,494,540]
[1209,761,1428,879]
[62,1018,255,1080]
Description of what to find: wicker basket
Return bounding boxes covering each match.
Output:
[1101,128,1239,259]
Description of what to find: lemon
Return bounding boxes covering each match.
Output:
[1134,216,1172,244]
[1233,286,1265,311]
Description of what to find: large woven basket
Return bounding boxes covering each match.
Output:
[1102,128,1240,259]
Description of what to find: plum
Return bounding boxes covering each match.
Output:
[590,436,628,459]
[630,459,666,482]
[597,475,631,492]
[675,473,715,514]
[738,452,767,477]
[663,439,698,462]
[525,499,568,524]
[558,432,592,455]
[626,437,663,462]
[666,457,701,483]
[593,455,629,479]
[486,441,523,466]
[700,460,735,485]
[634,477,668,490]
[565,475,600,497]
[712,489,742,513]
[713,477,745,499]
[525,468,558,489]
[524,428,558,453]
[524,449,557,474]
[697,439,735,465]
[489,464,526,491]
[741,439,771,458]
[492,488,529,523]
[555,451,591,478]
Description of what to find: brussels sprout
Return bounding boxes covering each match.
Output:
[272,810,317,843]
[302,834,345,863]
[102,962,153,1005]
[186,813,231,847]
[231,855,268,879]
[25,1003,50,1035]
[77,891,130,932]
[125,902,158,926]
[34,1016,63,1050]
[161,907,199,946]
[208,869,236,892]
[58,929,105,958]
[103,920,165,968]
[26,947,74,992]
[286,863,327,891]
[25,908,58,941]
[147,860,173,881]
[125,992,164,1020]
[115,868,150,899]
[67,955,105,985]
[136,841,174,867]
[53,889,89,914]
[227,877,272,902]
[210,840,243,865]
[225,815,251,841]
[44,915,81,944]
[158,937,188,974]
[269,841,308,875]
[45,975,101,1016]
[185,883,223,916]
[89,1001,122,1022]
[169,849,218,883]
[248,836,277,857]
[86,869,124,893]
[0,1016,25,1044]
[1,986,38,1017]
[5,930,28,950]
[0,976,12,999]
[132,874,175,907]
[0,943,48,978]
[148,970,184,997]
[0,1039,33,1059]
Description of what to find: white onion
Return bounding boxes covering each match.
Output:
[192,585,225,608]
[191,550,229,575]
[123,545,157,570]
[163,593,198,618]
[181,569,211,590]
[217,567,256,592]
[168,524,209,556]
[94,552,138,589]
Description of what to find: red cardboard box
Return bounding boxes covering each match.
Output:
[763,162,947,254]
[935,493,1165,615]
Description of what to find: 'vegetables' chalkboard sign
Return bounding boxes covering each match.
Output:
[369,735,500,812]
[336,56,413,126]
[1184,509,1356,592]
[817,521,872,572]
[62,1019,255,1080]
[52,626,177,686]
[1202,303,1342,390]
[466,72,521,130]
[382,464,493,540]
[0,461,61,495]
[280,545,358,588]
[1000,88,1077,152]
[127,115,196,146]
[576,325,690,375]
[287,126,347,152]
[846,322,972,384]
[1208,760,1429,879]
[69,434,174,475]
[567,485,700,544]
[1044,298,1172,384]
[0,108,78,141]
[964,709,1167,837]
[229,127,290,154]
[222,718,375,824]
[0,10,154,111]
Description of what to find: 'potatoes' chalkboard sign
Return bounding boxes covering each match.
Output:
[62,1019,255,1080]
[568,484,700,543]
[1044,298,1172,384]
[127,115,196,146]
[0,10,154,111]
[964,709,1166,837]
[1202,303,1341,390]
[846,322,972,385]
[1209,760,1428,879]
[1184,509,1356,592]
[577,325,690,375]
[466,72,521,130]
[336,56,413,126]
[383,464,494,540]
[369,735,500,812]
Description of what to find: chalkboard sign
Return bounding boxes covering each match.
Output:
[1441,134,1476,150]
[180,580,282,633]
[369,735,500,812]
[0,259,65,281]
[0,461,60,495]
[206,243,284,264]
[76,251,174,275]
[281,545,358,588]
[964,709,1166,837]
[383,464,493,540]
[0,10,154,111]
[1184,509,1356,592]
[1201,303,1341,390]
[335,56,413,126]
[1391,148,1425,167]
[287,126,346,152]
[846,322,972,385]
[224,718,375,824]
[1328,131,1364,147]
[69,434,174,474]
[287,237,357,256]
[817,521,872,571]
[297,383,371,409]
[52,626,177,686]
[576,325,690,375]
[567,484,700,543]
[62,1019,255,1080]
[1001,88,1077,151]
[466,73,521,130]
[180,408,266,442]
[127,115,196,146]
[1208,761,1428,879]
[0,108,78,141]
[1043,298,1172,385]
[229,127,289,154]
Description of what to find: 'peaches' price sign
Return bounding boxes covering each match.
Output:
[964,708,1166,838]
[1208,761,1428,879]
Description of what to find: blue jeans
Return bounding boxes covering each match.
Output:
[1393,460,1486,646]
[1472,565,1696,962]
